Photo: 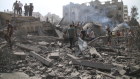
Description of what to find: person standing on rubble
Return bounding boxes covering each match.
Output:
[68,24,76,49]
[13,1,19,15]
[29,3,34,16]
[4,20,14,49]
[106,25,112,45]
[80,28,86,40]
[24,3,29,16]
[116,30,120,45]
[127,29,133,51]
[18,1,23,16]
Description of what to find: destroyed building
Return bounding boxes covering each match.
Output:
[0,0,140,79]
[63,0,129,25]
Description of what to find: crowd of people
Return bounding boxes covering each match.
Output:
[106,25,134,49]
[64,23,95,49]
[64,23,134,50]
[13,0,34,16]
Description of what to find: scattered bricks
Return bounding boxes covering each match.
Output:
[14,52,26,60]
[49,52,60,59]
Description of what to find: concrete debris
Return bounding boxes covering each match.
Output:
[49,52,60,59]
[0,12,139,79]
[78,37,88,51]
[67,54,115,70]
[16,43,41,52]
[29,51,52,66]
[90,47,102,58]
[0,72,40,79]
[14,51,26,60]
[55,29,64,39]
[38,41,48,46]
[96,70,116,79]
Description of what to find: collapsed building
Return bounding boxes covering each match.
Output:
[0,0,140,78]
[63,0,129,26]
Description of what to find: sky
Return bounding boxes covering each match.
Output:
[0,0,140,19]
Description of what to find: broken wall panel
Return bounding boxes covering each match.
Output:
[67,54,115,71]
[16,43,41,52]
[29,51,52,66]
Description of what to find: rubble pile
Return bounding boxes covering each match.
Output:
[0,12,140,79]
[0,34,140,79]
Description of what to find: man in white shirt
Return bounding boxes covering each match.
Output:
[18,1,23,15]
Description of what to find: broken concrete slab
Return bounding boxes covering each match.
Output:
[78,37,87,51]
[0,44,6,49]
[38,41,48,46]
[128,68,140,76]
[55,29,64,39]
[71,70,80,77]
[96,70,116,79]
[67,54,115,71]
[0,72,41,79]
[14,51,26,60]
[16,43,41,52]
[49,52,60,59]
[50,42,55,47]
[90,47,102,58]
[27,36,63,42]
[95,47,116,52]
[88,36,107,45]
[80,60,115,71]
[29,51,52,66]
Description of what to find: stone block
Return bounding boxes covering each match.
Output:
[49,52,60,59]
[14,52,26,60]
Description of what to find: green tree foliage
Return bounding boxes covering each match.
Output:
[129,6,140,51]
[129,6,139,26]
[131,6,139,19]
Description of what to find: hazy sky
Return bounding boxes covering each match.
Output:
[0,0,140,18]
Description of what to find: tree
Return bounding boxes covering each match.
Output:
[129,6,140,51]
[129,6,139,26]
[131,6,139,19]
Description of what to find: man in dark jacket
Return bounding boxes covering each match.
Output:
[68,24,76,49]
[29,3,34,16]
[13,1,19,15]
[4,20,14,48]
[24,3,29,16]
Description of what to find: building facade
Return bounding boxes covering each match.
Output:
[123,5,129,22]
[63,0,126,24]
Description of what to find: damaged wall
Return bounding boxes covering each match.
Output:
[63,0,124,26]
